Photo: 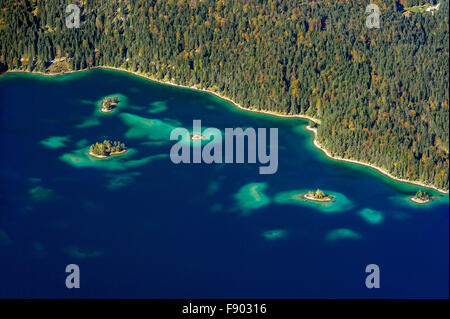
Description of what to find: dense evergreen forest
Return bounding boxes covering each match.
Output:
[0,0,448,190]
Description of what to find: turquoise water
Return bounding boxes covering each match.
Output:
[0,69,448,298]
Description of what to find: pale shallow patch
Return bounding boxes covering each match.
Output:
[28,177,42,184]
[32,241,48,258]
[390,211,411,221]
[273,189,353,213]
[207,176,226,196]
[358,208,384,225]
[0,229,12,246]
[325,228,363,242]
[208,180,221,195]
[28,185,55,202]
[147,100,168,113]
[79,99,93,105]
[120,113,181,141]
[60,146,167,171]
[210,203,223,213]
[126,154,168,168]
[75,139,90,148]
[262,229,287,240]
[75,117,101,128]
[233,182,271,215]
[65,246,103,259]
[141,140,169,147]
[106,172,141,190]
[22,206,33,213]
[40,136,70,149]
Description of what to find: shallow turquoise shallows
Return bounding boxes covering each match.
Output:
[0,69,448,298]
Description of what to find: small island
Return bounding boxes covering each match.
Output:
[303,189,334,202]
[88,140,127,158]
[100,96,119,113]
[190,133,207,140]
[410,190,432,204]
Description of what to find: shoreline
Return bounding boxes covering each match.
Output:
[409,197,431,204]
[303,194,334,202]
[2,67,321,124]
[305,125,449,195]
[88,149,127,159]
[3,67,448,194]
[99,108,114,113]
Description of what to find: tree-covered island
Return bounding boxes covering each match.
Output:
[100,96,119,113]
[88,140,127,158]
[410,190,432,204]
[303,189,334,202]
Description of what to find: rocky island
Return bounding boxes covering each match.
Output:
[100,96,119,113]
[190,133,207,140]
[88,140,127,158]
[303,189,334,202]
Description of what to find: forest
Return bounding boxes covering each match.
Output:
[0,0,448,190]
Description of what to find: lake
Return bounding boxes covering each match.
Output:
[0,69,448,298]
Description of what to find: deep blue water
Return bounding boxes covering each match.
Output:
[0,69,448,298]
